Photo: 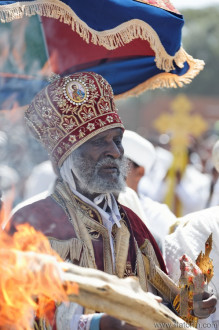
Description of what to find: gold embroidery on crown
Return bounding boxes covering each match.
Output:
[48,127,64,141]
[98,97,112,113]
[78,104,97,122]
[61,115,79,131]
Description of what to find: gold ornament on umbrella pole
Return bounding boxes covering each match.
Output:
[154,94,208,216]
[173,234,214,328]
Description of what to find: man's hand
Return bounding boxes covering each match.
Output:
[192,291,217,319]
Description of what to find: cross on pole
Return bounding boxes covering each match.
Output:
[154,94,208,216]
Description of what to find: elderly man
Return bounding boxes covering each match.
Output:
[10,72,216,330]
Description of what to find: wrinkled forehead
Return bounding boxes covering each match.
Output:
[84,127,124,144]
[71,128,124,158]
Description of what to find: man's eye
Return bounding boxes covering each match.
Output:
[114,138,122,146]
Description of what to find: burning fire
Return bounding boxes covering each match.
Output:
[0,202,78,329]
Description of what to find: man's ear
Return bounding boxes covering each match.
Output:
[137,166,145,179]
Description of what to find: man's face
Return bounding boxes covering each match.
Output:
[71,128,127,197]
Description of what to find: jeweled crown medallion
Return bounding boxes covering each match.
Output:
[64,79,88,105]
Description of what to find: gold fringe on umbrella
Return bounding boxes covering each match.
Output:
[115,53,204,99]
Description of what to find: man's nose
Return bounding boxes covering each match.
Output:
[105,142,124,159]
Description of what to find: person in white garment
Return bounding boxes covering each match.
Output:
[118,130,176,252]
[206,140,219,207]
[164,139,219,329]
[139,142,214,217]
[23,160,57,200]
[138,145,174,203]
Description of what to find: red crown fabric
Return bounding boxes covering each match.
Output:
[25,72,124,168]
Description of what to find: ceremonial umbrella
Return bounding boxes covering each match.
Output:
[0,0,204,111]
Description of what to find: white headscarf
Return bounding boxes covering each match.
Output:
[60,153,76,190]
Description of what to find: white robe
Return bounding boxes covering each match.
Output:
[164,206,219,329]
[118,186,176,252]
[139,194,176,252]
[24,160,57,200]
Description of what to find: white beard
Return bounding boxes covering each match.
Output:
[70,149,128,196]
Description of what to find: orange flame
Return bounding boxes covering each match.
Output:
[0,205,78,329]
[0,187,15,231]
